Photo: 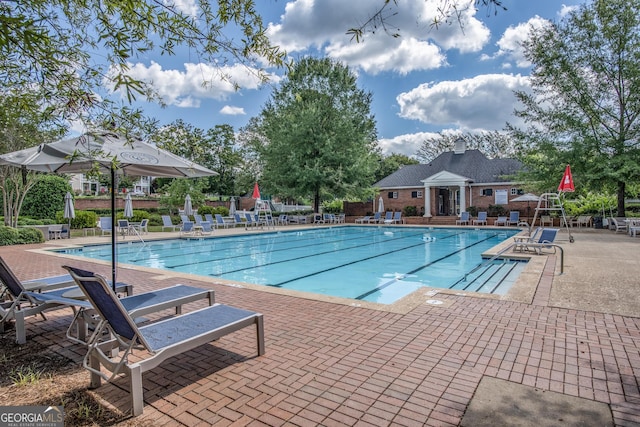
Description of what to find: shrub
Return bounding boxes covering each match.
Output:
[466,206,478,217]
[0,226,44,246]
[55,210,98,229]
[21,175,72,219]
[197,205,214,215]
[403,206,418,216]
[487,204,507,217]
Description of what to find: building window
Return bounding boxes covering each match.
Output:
[511,188,524,195]
[388,191,398,199]
[482,188,493,196]
[411,191,423,198]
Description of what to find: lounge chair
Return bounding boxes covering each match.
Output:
[628,219,640,237]
[368,212,382,223]
[194,214,204,226]
[245,213,259,229]
[0,256,132,344]
[390,211,402,224]
[609,217,627,233]
[180,214,191,225]
[180,221,195,236]
[199,221,213,235]
[213,214,231,229]
[277,214,288,226]
[494,216,507,226]
[456,211,470,225]
[161,215,180,232]
[381,211,393,224]
[473,211,487,226]
[507,211,520,226]
[63,265,264,416]
[99,217,113,236]
[233,213,245,227]
[514,228,559,254]
[354,215,370,224]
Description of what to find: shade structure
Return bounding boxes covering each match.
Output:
[124,193,133,218]
[183,194,193,216]
[378,196,384,213]
[0,131,217,289]
[63,192,75,230]
[252,182,261,200]
[558,164,575,192]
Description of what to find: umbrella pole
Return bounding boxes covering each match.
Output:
[111,167,117,292]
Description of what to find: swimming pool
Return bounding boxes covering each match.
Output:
[55,226,524,304]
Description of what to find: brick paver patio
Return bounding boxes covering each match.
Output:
[1,228,639,426]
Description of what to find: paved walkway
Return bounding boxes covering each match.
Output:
[1,225,639,426]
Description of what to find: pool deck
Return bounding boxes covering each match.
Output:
[1,225,639,426]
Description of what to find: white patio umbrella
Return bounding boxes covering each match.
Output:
[511,193,540,223]
[63,191,75,231]
[0,131,217,289]
[183,194,193,216]
[124,193,134,218]
[378,196,384,213]
[229,196,236,216]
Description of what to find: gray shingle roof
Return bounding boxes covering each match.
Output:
[375,149,522,188]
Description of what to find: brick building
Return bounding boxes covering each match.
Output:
[374,140,524,218]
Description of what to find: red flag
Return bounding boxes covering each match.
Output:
[252,182,261,199]
[557,164,575,192]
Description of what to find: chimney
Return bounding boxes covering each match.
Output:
[453,137,466,154]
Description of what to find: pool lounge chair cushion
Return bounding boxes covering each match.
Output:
[63,265,264,416]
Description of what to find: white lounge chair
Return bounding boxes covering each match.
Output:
[456,211,470,225]
[161,215,180,232]
[473,212,487,226]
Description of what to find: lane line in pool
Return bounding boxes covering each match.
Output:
[265,232,471,288]
[353,233,499,300]
[208,230,434,277]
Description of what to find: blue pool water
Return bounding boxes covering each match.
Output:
[55,226,524,304]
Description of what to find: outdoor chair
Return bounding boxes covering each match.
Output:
[540,215,553,227]
[180,221,195,236]
[161,215,180,232]
[132,219,148,235]
[382,211,393,223]
[63,265,264,416]
[368,212,382,223]
[99,217,113,236]
[355,215,370,224]
[0,256,131,344]
[513,228,559,254]
[609,217,627,233]
[494,216,508,226]
[117,219,132,237]
[277,214,288,226]
[456,211,470,225]
[210,214,227,229]
[473,212,487,226]
[507,211,520,226]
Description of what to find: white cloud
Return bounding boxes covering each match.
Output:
[396,74,530,130]
[267,0,490,74]
[112,61,267,107]
[494,16,551,68]
[165,0,198,17]
[559,4,579,19]
[378,132,440,157]
[220,105,246,115]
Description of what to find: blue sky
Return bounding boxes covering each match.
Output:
[98,0,586,157]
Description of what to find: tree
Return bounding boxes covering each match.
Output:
[510,0,640,216]
[257,58,379,212]
[150,120,243,195]
[21,175,72,220]
[158,178,206,215]
[0,0,286,129]
[374,153,419,183]
[416,131,518,162]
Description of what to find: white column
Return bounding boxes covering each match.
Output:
[424,185,432,217]
[459,184,466,215]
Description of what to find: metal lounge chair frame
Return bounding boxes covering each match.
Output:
[456,211,470,225]
[514,228,559,254]
[0,256,132,344]
[63,265,264,416]
[473,211,487,226]
[161,215,180,232]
